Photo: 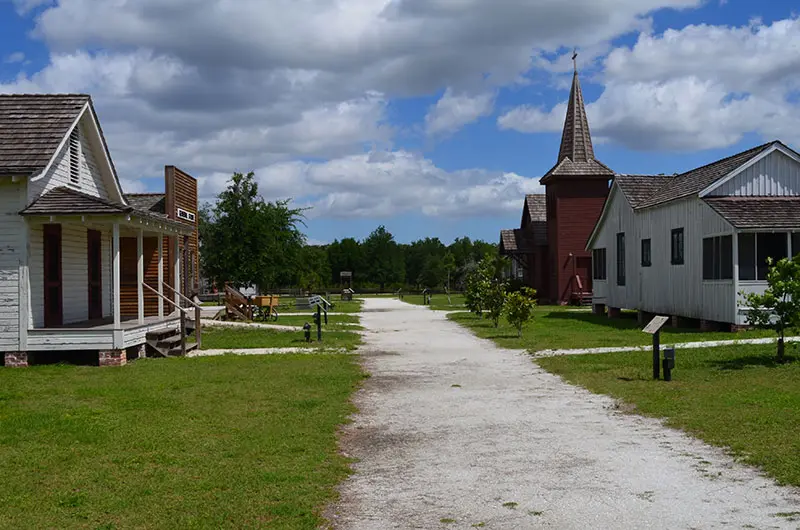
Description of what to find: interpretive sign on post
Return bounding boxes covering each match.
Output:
[642,315,670,380]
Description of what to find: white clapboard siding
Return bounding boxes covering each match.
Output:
[591,187,737,323]
[28,116,111,204]
[0,180,22,349]
[714,150,800,197]
[29,223,114,328]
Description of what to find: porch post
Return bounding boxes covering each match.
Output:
[173,235,181,309]
[137,229,144,324]
[157,233,164,318]
[112,222,121,328]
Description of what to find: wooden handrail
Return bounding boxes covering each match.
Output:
[143,282,188,315]
[161,282,201,309]
[142,282,202,350]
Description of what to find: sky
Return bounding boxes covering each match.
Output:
[2,1,799,245]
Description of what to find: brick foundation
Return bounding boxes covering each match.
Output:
[700,319,718,332]
[607,307,621,319]
[99,349,126,367]
[592,303,606,316]
[4,351,28,367]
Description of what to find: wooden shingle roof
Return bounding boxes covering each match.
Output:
[0,94,89,174]
[524,194,546,222]
[20,186,129,215]
[635,141,777,209]
[615,175,674,207]
[703,197,800,229]
[500,229,537,253]
[125,193,167,217]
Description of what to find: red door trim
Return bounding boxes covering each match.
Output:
[43,224,63,327]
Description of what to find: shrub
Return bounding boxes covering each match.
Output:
[504,287,538,337]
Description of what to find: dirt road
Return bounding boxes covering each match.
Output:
[328,298,800,529]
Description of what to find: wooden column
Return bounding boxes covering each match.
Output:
[173,235,181,308]
[112,222,121,328]
[137,229,144,324]
[157,233,164,318]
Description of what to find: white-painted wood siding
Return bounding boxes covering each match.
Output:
[27,117,111,204]
[590,188,738,323]
[713,150,800,197]
[0,180,23,349]
[29,223,113,328]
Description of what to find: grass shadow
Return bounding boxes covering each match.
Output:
[707,354,797,371]
[542,311,721,336]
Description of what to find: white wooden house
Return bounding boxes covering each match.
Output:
[586,141,800,329]
[0,94,199,367]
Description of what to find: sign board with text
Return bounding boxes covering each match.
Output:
[642,315,670,335]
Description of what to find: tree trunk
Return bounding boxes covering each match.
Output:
[777,336,785,363]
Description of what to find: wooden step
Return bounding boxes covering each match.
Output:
[168,342,197,357]
[146,328,180,341]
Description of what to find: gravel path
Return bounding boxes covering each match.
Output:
[328,297,800,530]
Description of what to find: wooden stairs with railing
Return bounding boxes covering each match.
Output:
[145,326,198,357]
[571,274,593,306]
[141,281,203,357]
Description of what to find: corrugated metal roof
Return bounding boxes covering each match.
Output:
[0,94,89,174]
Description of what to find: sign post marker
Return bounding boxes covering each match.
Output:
[642,315,670,380]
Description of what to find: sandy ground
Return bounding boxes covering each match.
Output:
[328,297,800,530]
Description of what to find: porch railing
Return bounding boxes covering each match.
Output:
[141,282,203,353]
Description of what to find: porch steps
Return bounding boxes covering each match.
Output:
[145,327,198,358]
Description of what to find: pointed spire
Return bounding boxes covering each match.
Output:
[557,54,595,164]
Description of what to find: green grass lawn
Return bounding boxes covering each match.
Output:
[268,314,361,329]
[449,309,773,352]
[402,294,466,311]
[201,326,362,351]
[537,343,800,486]
[0,355,364,528]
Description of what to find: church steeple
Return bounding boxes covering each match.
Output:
[557,52,595,164]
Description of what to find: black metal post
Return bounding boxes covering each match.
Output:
[316,305,322,342]
[653,330,660,380]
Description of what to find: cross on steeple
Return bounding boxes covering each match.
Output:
[572,48,578,73]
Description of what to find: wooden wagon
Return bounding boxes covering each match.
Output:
[252,295,280,321]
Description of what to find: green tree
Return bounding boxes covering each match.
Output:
[484,280,508,328]
[199,172,305,292]
[327,238,364,286]
[505,287,538,337]
[362,226,405,290]
[742,256,800,362]
[418,255,447,289]
[296,245,332,292]
[464,253,509,322]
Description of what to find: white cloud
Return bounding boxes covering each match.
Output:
[4,52,26,64]
[499,16,800,151]
[242,150,542,219]
[425,89,495,135]
[2,0,713,220]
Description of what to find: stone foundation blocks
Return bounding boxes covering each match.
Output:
[4,351,28,367]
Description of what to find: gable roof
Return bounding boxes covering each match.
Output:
[20,186,130,216]
[615,174,674,208]
[0,94,90,174]
[703,197,800,229]
[635,141,777,209]
[524,194,546,223]
[125,193,166,217]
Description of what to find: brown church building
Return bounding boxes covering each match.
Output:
[500,67,613,304]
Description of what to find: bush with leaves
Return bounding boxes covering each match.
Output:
[464,268,487,316]
[742,256,800,363]
[504,287,538,337]
[484,281,508,328]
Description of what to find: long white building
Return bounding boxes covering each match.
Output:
[586,140,800,328]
